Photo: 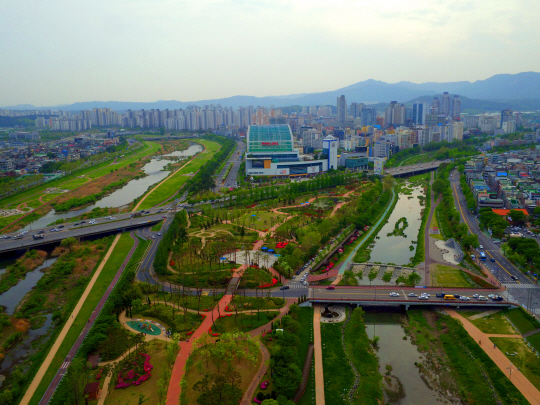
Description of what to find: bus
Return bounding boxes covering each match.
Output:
[480,252,486,261]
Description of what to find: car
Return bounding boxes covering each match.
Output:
[279,286,289,290]
[453,294,461,298]
[73,223,80,226]
[57,225,64,229]
[491,296,503,301]
[488,294,496,299]
[157,232,161,236]
[421,293,430,297]
[472,294,480,298]
[419,295,429,300]
[460,296,470,301]
[326,286,335,290]
[491,258,495,263]
[389,292,400,297]
[50,228,56,232]
[81,221,86,224]
[511,275,518,280]
[477,296,488,301]
[4,236,10,239]
[479,245,483,249]
[151,236,156,239]
[296,270,301,275]
[162,216,166,218]
[37,230,44,234]
[436,293,446,298]
[408,293,418,297]
[292,276,296,279]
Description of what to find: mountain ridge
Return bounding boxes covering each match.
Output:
[3,72,540,111]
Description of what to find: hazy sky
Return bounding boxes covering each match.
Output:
[1,0,539,106]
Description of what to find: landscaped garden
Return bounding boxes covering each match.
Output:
[211,311,278,334]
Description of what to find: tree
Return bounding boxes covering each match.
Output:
[61,237,77,253]
[457,164,465,174]
[383,174,395,192]
[62,358,89,405]
[432,179,446,195]
[509,209,526,225]
[160,127,165,135]
[462,233,479,249]
[261,400,280,405]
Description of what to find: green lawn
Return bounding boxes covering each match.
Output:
[138,140,221,210]
[150,291,223,311]
[238,267,274,289]
[469,311,516,335]
[431,264,476,288]
[505,308,540,335]
[490,337,540,392]
[212,311,278,333]
[527,332,540,353]
[151,221,163,232]
[137,303,202,333]
[102,340,177,405]
[321,321,354,405]
[229,295,285,311]
[29,233,135,405]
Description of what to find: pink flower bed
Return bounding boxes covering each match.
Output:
[115,353,153,389]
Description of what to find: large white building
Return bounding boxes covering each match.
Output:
[245,125,330,177]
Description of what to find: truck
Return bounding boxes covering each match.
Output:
[480,252,486,261]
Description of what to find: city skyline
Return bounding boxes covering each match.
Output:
[2,0,540,106]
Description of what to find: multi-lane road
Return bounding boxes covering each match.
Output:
[450,170,540,314]
[0,209,168,253]
[214,140,245,190]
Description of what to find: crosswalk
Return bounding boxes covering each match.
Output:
[287,283,308,289]
[61,360,71,369]
[503,283,539,289]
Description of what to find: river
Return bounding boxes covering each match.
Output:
[365,310,441,404]
[369,185,423,265]
[20,144,202,230]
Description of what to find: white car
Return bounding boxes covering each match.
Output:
[419,295,429,300]
[421,293,430,297]
[389,292,400,297]
[472,294,480,298]
[479,245,484,249]
[408,293,418,297]
[460,296,470,301]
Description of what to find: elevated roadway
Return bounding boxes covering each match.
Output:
[386,161,441,177]
[0,212,167,254]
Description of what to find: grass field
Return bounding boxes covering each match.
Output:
[468,311,517,335]
[212,311,278,333]
[431,264,476,288]
[137,140,221,210]
[505,308,540,335]
[489,337,540,391]
[103,340,177,405]
[321,321,354,405]
[527,332,540,352]
[28,233,135,405]
[151,221,163,232]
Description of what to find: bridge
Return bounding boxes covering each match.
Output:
[0,213,165,254]
[385,161,442,177]
[297,286,518,310]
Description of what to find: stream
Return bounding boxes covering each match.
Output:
[20,144,202,230]
[369,184,424,265]
[365,311,441,404]
[0,257,57,315]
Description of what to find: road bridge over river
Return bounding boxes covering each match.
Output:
[0,213,165,254]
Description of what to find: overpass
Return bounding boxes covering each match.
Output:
[0,213,165,254]
[293,286,517,310]
[385,161,442,177]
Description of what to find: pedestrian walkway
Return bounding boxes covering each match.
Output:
[313,304,325,405]
[524,328,540,338]
[469,309,501,320]
[445,309,540,405]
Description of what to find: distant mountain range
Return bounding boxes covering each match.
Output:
[3,71,540,112]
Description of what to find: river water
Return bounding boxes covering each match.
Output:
[369,185,423,265]
[0,257,57,315]
[365,311,440,405]
[20,144,202,230]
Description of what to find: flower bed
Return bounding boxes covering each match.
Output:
[115,353,153,389]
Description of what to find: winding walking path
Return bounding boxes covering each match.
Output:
[445,309,540,405]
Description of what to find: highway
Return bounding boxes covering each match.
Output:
[449,170,540,315]
[0,210,168,253]
[214,140,245,190]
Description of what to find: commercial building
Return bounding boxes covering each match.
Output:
[245,125,330,177]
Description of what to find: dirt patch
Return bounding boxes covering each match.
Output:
[21,250,48,269]
[383,374,405,403]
